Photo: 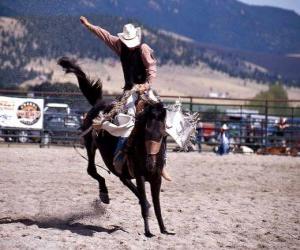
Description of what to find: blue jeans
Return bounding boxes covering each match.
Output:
[114,137,127,156]
[217,143,229,155]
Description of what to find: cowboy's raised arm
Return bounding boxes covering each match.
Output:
[140,44,157,85]
[80,16,121,55]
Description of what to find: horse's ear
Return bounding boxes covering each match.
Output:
[153,102,166,120]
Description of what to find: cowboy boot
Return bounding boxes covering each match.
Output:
[112,137,128,174]
[161,168,172,181]
[113,150,127,175]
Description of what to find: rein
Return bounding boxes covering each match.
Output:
[76,126,111,174]
[80,125,93,137]
[73,145,111,174]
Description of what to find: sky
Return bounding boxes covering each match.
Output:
[239,0,300,14]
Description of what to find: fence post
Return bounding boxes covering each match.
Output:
[240,105,243,144]
[291,107,294,148]
[264,100,269,147]
[189,97,193,112]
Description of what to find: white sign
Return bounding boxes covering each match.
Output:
[0,96,44,129]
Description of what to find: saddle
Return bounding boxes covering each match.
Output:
[112,97,149,177]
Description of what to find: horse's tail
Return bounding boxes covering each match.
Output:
[57,57,103,106]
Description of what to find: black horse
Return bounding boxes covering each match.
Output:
[58,57,174,237]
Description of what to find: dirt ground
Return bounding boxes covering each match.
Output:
[0,146,299,249]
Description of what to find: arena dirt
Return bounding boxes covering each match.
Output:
[0,146,299,249]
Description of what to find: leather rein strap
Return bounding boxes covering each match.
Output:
[145,139,162,155]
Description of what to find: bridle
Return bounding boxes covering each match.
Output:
[145,138,163,169]
[144,113,165,169]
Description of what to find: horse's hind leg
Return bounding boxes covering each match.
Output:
[86,139,110,204]
[119,177,151,209]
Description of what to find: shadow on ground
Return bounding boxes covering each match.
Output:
[0,216,127,237]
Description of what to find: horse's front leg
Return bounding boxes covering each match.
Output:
[136,175,153,237]
[150,175,175,235]
[85,137,109,204]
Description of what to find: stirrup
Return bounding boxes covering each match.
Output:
[161,168,172,181]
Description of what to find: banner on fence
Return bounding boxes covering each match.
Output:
[0,96,44,129]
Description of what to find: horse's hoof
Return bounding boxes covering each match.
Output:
[145,231,155,238]
[99,192,110,204]
[161,229,175,235]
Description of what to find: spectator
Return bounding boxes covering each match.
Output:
[217,124,230,155]
[245,120,255,149]
[275,117,289,146]
[196,121,203,152]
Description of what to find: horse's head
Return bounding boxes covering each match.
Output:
[143,102,167,173]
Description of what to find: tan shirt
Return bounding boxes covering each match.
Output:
[87,24,157,84]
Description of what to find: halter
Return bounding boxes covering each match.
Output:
[145,138,163,155]
[144,105,166,172]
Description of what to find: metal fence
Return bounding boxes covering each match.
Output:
[177,96,300,150]
[1,89,300,150]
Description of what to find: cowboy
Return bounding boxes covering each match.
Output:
[80,16,155,107]
[196,121,203,153]
[80,17,171,181]
[217,124,230,155]
[275,117,289,146]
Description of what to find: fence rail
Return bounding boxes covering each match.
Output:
[1,89,299,150]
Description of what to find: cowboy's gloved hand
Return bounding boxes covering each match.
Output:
[80,16,89,26]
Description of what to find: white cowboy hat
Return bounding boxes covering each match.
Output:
[221,124,229,130]
[118,23,142,48]
[280,117,287,124]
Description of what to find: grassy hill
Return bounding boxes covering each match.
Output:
[0,13,300,88]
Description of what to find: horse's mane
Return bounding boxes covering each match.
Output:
[57,57,103,106]
[135,102,166,131]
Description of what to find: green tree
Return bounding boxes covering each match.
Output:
[249,83,290,116]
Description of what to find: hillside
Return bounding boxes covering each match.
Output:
[1,15,300,99]
[1,0,300,54]
[23,56,300,100]
[2,15,287,88]
[1,1,300,88]
[0,15,200,86]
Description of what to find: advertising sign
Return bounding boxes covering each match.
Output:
[0,96,44,129]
